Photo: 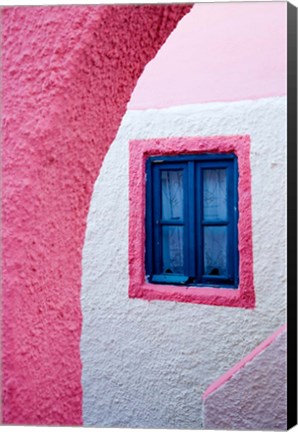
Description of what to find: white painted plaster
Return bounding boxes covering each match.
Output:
[81,97,287,428]
[203,329,287,430]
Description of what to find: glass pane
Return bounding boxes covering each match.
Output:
[204,226,227,276]
[161,170,183,221]
[203,169,227,221]
[162,226,184,274]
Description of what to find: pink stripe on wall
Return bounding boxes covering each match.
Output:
[1,5,191,425]
[203,323,287,400]
[129,2,287,110]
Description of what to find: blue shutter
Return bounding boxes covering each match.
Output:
[145,154,239,288]
[150,161,190,284]
[199,158,238,287]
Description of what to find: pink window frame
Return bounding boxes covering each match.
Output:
[129,136,255,309]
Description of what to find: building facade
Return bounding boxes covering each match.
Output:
[2,3,288,428]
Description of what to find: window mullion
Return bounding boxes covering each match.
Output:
[153,165,162,275]
[196,163,203,282]
[233,159,239,285]
[227,163,234,281]
[187,161,196,278]
[145,159,153,278]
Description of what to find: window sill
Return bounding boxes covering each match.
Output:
[129,281,255,309]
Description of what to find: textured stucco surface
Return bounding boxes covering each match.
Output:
[203,323,287,399]
[81,96,287,428]
[203,329,287,430]
[1,5,191,425]
[129,2,286,109]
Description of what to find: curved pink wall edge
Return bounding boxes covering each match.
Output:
[202,323,287,400]
[2,5,191,425]
[129,135,255,309]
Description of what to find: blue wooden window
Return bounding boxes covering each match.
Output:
[145,154,239,288]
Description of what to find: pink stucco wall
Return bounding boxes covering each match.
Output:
[1,5,191,425]
[129,2,287,109]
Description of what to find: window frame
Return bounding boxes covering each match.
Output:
[145,153,239,288]
[129,135,255,309]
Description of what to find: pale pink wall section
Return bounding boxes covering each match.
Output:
[129,2,287,109]
[1,5,191,425]
[203,325,287,430]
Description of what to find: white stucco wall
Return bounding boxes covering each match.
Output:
[80,96,286,428]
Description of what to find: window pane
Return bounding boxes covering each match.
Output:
[203,169,227,221]
[161,170,183,220]
[204,226,227,276]
[162,226,184,274]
